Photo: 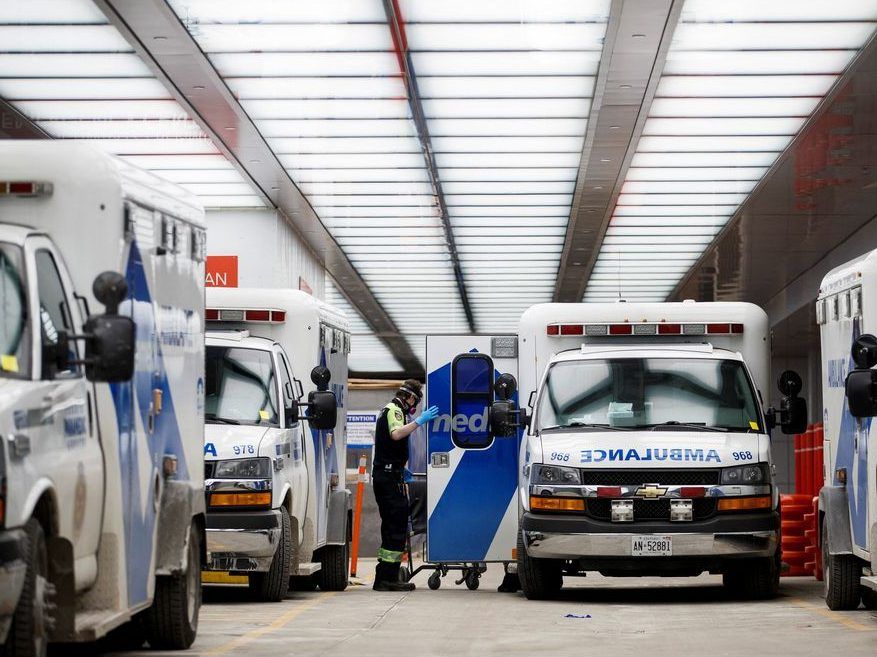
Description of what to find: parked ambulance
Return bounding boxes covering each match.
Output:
[0,142,206,655]
[202,288,350,600]
[425,301,806,599]
[816,250,877,610]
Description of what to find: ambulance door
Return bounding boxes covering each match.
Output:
[425,336,520,563]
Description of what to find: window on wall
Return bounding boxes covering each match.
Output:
[451,353,494,449]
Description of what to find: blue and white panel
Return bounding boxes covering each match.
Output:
[425,335,519,563]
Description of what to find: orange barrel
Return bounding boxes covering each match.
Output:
[783,505,809,520]
[781,519,807,534]
[812,497,823,581]
[805,425,815,496]
[782,535,809,550]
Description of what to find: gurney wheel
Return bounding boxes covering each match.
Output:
[465,571,480,590]
[428,572,442,590]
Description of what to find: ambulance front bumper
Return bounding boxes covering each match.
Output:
[0,529,27,642]
[205,510,282,573]
[522,511,779,561]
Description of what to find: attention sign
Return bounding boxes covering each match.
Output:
[206,255,238,288]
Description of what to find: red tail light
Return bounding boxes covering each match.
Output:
[271,311,286,322]
[205,309,219,321]
[609,324,632,335]
[707,323,730,334]
[658,323,681,334]
[560,324,583,335]
[547,325,559,336]
[731,323,744,334]
[245,310,270,322]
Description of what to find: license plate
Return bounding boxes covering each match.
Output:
[631,535,672,556]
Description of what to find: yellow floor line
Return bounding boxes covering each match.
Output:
[789,596,876,632]
[201,592,337,656]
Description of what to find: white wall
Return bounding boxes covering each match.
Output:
[206,208,325,298]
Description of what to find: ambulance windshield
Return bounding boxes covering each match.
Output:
[205,346,279,426]
[538,357,762,433]
[0,243,29,379]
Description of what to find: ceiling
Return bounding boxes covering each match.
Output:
[2,0,877,376]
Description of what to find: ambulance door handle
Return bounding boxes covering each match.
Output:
[431,453,449,468]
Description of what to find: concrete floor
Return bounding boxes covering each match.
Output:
[108,563,875,657]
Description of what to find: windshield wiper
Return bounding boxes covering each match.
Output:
[542,422,630,432]
[205,414,240,425]
[634,421,727,432]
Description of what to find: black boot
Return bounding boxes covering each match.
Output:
[373,560,415,592]
[498,572,521,593]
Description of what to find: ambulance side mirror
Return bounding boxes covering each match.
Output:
[845,369,877,418]
[767,369,807,435]
[489,373,530,436]
[305,391,337,430]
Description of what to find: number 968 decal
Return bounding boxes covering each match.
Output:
[731,450,754,461]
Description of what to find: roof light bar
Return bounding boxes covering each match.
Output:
[206,308,287,324]
[546,322,744,337]
[0,181,53,197]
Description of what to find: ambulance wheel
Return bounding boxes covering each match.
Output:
[823,521,861,610]
[465,571,480,590]
[249,509,292,602]
[517,532,562,600]
[722,551,779,600]
[5,519,54,657]
[861,587,877,609]
[398,566,411,583]
[144,523,201,649]
[318,540,349,591]
[428,572,442,590]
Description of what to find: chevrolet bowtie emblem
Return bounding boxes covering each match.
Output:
[635,485,667,498]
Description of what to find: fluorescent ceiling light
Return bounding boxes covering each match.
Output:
[626,167,769,181]
[613,205,734,217]
[431,136,584,153]
[279,153,426,169]
[11,99,187,120]
[83,138,219,155]
[637,135,791,152]
[267,136,421,154]
[631,152,779,168]
[680,0,877,23]
[398,0,611,23]
[243,99,410,120]
[150,169,246,183]
[609,216,729,227]
[227,76,406,99]
[671,22,876,51]
[644,117,806,136]
[445,194,572,206]
[622,180,756,194]
[314,206,438,218]
[441,168,577,181]
[663,50,856,75]
[405,23,607,51]
[209,52,399,77]
[0,78,170,99]
[449,206,571,217]
[166,0,386,23]
[310,193,436,207]
[0,53,152,77]
[188,24,392,53]
[657,75,838,97]
[119,154,233,169]
[417,76,595,98]
[649,97,821,118]
[443,181,576,194]
[617,193,749,206]
[258,118,416,138]
[428,118,587,137]
[411,51,600,76]
[422,97,591,119]
[0,0,107,23]
[37,119,206,139]
[0,25,132,52]
[435,153,581,168]
[287,167,430,183]
[180,183,256,196]
[198,195,266,208]
[300,181,434,195]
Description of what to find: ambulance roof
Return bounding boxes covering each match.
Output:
[206,286,349,331]
[551,344,743,363]
[818,248,877,297]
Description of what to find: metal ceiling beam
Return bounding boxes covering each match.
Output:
[381,0,476,333]
[554,0,683,302]
[93,0,422,376]
[0,99,49,139]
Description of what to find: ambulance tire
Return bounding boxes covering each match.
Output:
[4,519,53,657]
[249,509,292,602]
[722,551,780,600]
[517,532,562,600]
[144,523,201,650]
[861,587,877,610]
[822,521,861,610]
[318,540,350,591]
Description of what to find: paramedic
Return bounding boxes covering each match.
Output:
[372,379,438,591]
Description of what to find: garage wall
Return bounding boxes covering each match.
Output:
[206,208,325,298]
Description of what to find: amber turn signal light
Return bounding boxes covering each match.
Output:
[210,492,272,508]
[530,496,585,512]
[717,496,772,512]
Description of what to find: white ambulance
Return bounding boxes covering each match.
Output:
[426,301,806,599]
[202,288,350,600]
[0,142,206,655]
[816,250,877,610]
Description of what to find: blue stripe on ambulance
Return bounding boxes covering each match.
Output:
[110,240,190,605]
[426,359,520,562]
[833,317,871,550]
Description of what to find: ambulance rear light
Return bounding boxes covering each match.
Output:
[205,308,286,324]
[0,181,53,197]
[547,322,744,337]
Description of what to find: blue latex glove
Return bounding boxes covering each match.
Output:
[414,405,439,426]
[403,468,414,483]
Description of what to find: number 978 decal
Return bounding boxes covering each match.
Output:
[731,451,754,461]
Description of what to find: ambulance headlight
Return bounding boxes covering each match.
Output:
[532,464,580,485]
[721,463,768,485]
[213,457,271,480]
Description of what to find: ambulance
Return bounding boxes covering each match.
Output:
[426,301,806,599]
[202,288,350,600]
[0,141,206,654]
[816,250,877,610]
